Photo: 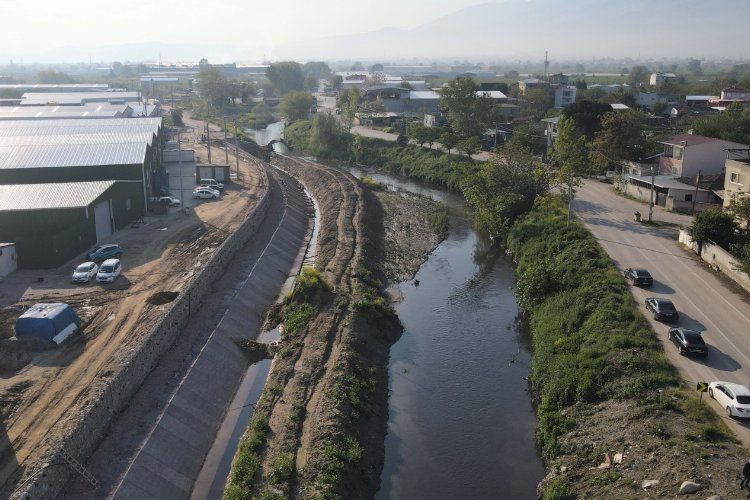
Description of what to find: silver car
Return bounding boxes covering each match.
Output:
[71,261,98,284]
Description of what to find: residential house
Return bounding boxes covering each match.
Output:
[649,72,677,86]
[635,92,680,110]
[518,78,544,95]
[659,134,749,177]
[723,155,750,208]
[624,174,721,213]
[553,86,577,108]
[708,86,750,109]
[588,83,631,94]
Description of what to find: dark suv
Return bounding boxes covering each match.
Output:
[86,244,123,263]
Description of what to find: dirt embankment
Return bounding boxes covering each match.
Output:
[226,155,442,499]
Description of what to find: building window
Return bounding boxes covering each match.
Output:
[685,194,693,202]
[671,166,679,176]
[126,199,132,211]
[673,146,683,160]
[730,172,742,184]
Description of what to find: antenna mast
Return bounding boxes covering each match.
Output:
[544,51,549,80]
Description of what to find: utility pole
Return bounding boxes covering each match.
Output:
[648,166,656,222]
[691,169,701,214]
[206,122,212,164]
[234,120,240,179]
[544,50,549,80]
[223,117,229,164]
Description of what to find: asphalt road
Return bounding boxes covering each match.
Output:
[574,180,750,444]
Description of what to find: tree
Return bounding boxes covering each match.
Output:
[408,123,430,147]
[279,91,314,123]
[303,73,318,92]
[425,127,440,148]
[440,76,492,140]
[302,61,331,80]
[309,112,350,158]
[196,66,230,111]
[628,65,650,88]
[369,63,384,72]
[520,86,553,119]
[590,110,653,173]
[552,117,590,219]
[505,70,519,78]
[728,194,750,238]
[37,69,75,84]
[562,100,612,138]
[331,75,343,89]
[396,134,408,147]
[688,207,737,254]
[266,61,305,96]
[687,59,703,76]
[506,123,547,156]
[439,130,459,157]
[461,143,550,237]
[170,107,184,127]
[457,136,480,156]
[339,87,360,130]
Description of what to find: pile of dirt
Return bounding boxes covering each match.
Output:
[539,397,749,498]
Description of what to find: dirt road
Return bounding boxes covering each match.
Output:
[0,127,264,497]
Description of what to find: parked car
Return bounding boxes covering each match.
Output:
[157,196,180,206]
[645,297,679,322]
[71,261,98,284]
[96,258,122,283]
[668,327,708,357]
[624,268,653,287]
[199,178,224,191]
[193,187,220,199]
[86,244,123,263]
[708,381,750,418]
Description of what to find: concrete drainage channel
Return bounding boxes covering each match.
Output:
[112,166,316,499]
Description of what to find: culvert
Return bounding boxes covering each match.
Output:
[146,291,179,305]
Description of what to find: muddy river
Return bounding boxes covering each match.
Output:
[347,168,545,499]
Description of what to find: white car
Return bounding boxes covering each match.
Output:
[96,258,122,283]
[708,381,750,418]
[71,261,98,284]
[193,187,220,199]
[158,196,181,206]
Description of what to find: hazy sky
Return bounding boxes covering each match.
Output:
[0,0,489,61]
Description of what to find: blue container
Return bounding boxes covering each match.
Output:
[15,303,81,344]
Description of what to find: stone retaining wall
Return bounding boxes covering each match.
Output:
[13,168,270,500]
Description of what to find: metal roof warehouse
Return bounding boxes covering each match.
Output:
[0,180,144,268]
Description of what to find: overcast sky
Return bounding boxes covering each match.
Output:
[0,0,488,62]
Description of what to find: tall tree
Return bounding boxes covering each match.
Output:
[279,91,314,123]
[440,76,492,140]
[688,207,737,253]
[728,194,750,238]
[266,61,305,96]
[461,143,550,237]
[590,110,653,173]
[628,65,650,88]
[552,117,590,218]
[196,66,230,110]
[562,100,612,138]
[37,69,75,84]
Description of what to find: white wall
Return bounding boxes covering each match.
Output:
[0,244,17,279]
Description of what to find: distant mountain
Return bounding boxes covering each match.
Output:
[272,0,749,60]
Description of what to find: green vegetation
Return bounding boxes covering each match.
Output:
[224,412,271,500]
[427,204,449,240]
[507,197,679,459]
[359,176,384,191]
[352,266,401,331]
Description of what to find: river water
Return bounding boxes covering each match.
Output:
[347,168,545,499]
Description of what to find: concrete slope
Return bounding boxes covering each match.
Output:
[112,167,312,499]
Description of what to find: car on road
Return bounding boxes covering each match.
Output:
[71,261,98,284]
[624,267,653,287]
[645,297,679,322]
[668,327,708,357]
[96,258,122,283]
[193,187,220,199]
[86,244,123,263]
[708,381,750,418]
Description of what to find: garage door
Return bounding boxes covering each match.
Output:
[94,200,113,242]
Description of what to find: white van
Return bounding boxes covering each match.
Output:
[199,178,224,191]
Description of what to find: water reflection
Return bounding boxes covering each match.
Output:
[358,167,544,500]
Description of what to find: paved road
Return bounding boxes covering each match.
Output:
[575,181,750,444]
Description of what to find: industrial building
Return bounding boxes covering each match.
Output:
[0,181,144,268]
[0,117,165,268]
[0,103,136,120]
